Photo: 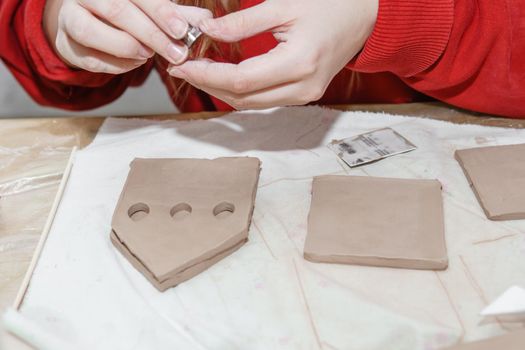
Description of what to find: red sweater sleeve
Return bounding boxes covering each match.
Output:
[0,0,153,111]
[348,0,525,118]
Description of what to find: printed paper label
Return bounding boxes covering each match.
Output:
[328,128,417,167]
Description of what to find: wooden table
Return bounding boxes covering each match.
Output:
[1,103,523,348]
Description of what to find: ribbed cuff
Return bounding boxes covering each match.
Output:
[24,0,114,86]
[350,0,454,77]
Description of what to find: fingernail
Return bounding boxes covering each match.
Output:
[167,66,186,78]
[169,18,188,38]
[139,46,153,59]
[167,43,188,64]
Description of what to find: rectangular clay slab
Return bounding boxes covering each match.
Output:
[304,175,448,270]
[111,157,261,291]
[455,143,525,220]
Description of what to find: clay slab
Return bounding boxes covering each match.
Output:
[111,231,246,291]
[304,175,448,270]
[111,157,261,291]
[455,143,525,220]
[441,328,525,350]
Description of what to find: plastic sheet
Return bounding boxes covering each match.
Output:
[12,107,525,349]
[0,118,103,312]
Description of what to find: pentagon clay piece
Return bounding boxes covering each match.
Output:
[111,157,261,291]
[440,328,525,350]
[455,143,525,220]
[304,176,448,270]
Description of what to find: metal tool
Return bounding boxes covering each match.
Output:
[182,25,203,49]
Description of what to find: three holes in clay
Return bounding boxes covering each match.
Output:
[127,201,235,221]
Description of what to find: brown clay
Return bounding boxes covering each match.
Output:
[455,143,525,220]
[111,157,261,291]
[304,175,448,270]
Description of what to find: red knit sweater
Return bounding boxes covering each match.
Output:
[1,0,524,117]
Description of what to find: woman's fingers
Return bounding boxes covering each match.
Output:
[61,4,153,60]
[78,0,188,64]
[169,0,377,110]
[130,0,213,38]
[199,1,284,42]
[175,5,213,27]
[129,0,187,39]
[56,31,147,74]
[186,76,327,110]
[50,0,215,72]
[168,42,318,94]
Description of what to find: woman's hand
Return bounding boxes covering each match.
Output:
[43,0,212,74]
[168,0,378,110]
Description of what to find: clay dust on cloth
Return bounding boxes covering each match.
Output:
[16,107,525,349]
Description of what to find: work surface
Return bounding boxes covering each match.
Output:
[1,103,524,349]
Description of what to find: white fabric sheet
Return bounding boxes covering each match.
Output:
[19,107,525,349]
[481,286,525,322]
